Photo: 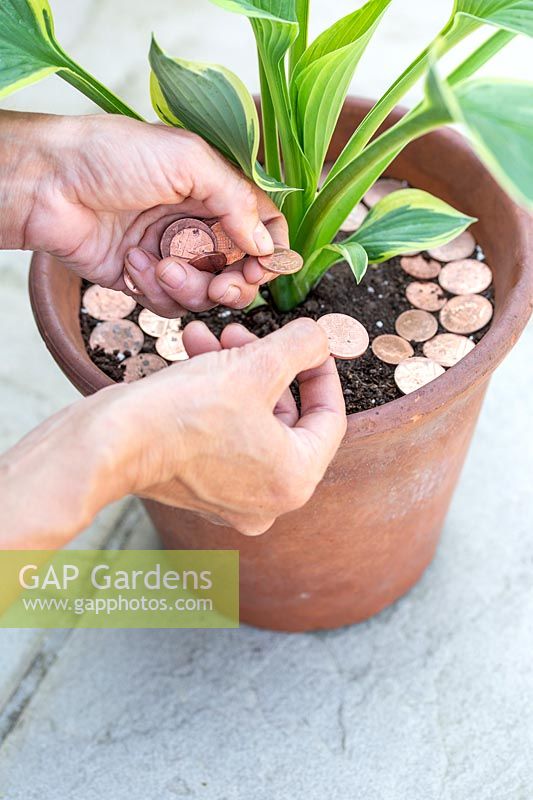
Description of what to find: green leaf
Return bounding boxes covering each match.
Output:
[348,189,476,262]
[149,37,292,198]
[290,0,392,179]
[453,0,533,37]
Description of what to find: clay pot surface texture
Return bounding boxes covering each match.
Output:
[30,99,533,632]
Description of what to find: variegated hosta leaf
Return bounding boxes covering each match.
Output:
[453,0,533,37]
[290,0,393,180]
[303,241,369,290]
[347,189,475,263]
[149,38,292,198]
[208,0,298,64]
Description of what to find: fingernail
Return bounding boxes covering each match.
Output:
[253,222,274,256]
[218,285,242,305]
[159,261,187,289]
[126,248,151,273]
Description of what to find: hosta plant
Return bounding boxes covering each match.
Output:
[1,0,532,311]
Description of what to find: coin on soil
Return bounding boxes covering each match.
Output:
[395,309,438,342]
[427,231,476,262]
[138,308,182,338]
[317,313,369,359]
[371,334,414,365]
[257,247,304,275]
[422,333,475,367]
[211,221,246,265]
[406,281,447,312]
[122,353,168,382]
[82,285,136,321]
[340,203,368,233]
[189,251,227,272]
[400,255,441,280]
[364,178,405,207]
[89,320,144,356]
[394,357,445,395]
[155,330,189,362]
[438,259,492,295]
[439,294,493,334]
[160,218,216,260]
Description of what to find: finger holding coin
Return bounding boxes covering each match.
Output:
[123,247,187,318]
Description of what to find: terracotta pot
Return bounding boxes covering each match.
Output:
[29,98,533,632]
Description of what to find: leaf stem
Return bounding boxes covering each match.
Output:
[289,0,310,75]
[258,53,282,181]
[447,29,515,87]
[58,56,144,119]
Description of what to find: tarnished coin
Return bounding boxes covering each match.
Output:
[211,221,246,265]
[406,281,447,312]
[138,308,182,338]
[317,313,369,360]
[427,231,476,262]
[364,178,405,207]
[160,218,216,260]
[257,247,304,275]
[122,353,168,383]
[89,320,144,356]
[438,259,493,295]
[371,334,414,365]
[400,255,441,280]
[395,309,438,342]
[189,251,227,272]
[422,333,475,367]
[340,203,368,233]
[394,357,445,395]
[155,330,189,362]
[439,294,493,334]
[82,285,136,321]
[122,269,143,296]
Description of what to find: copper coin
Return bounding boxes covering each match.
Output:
[189,251,228,272]
[122,268,143,296]
[317,313,369,360]
[155,330,189,362]
[257,247,304,275]
[371,334,414,365]
[439,294,493,334]
[394,357,445,395]
[406,281,447,312]
[340,203,368,233]
[89,320,144,356]
[423,333,475,367]
[427,231,476,262]
[400,255,441,280]
[364,178,405,207]
[395,309,438,342]
[160,218,216,260]
[82,285,136,321]
[122,353,168,382]
[138,308,182,338]
[211,222,246,265]
[438,259,492,295]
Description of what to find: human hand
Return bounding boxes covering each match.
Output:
[2,111,288,315]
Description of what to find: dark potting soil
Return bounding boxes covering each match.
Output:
[80,247,493,415]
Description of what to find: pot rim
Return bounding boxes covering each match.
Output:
[29,96,533,439]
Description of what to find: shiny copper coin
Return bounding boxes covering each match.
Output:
[438,259,492,295]
[340,203,368,233]
[406,281,447,312]
[89,320,144,356]
[371,334,414,365]
[122,268,143,296]
[189,251,228,272]
[422,333,475,367]
[138,308,182,338]
[122,353,168,383]
[317,313,369,360]
[394,357,445,395]
[364,178,405,207]
[82,285,136,321]
[155,330,189,362]
[211,222,246,265]
[439,294,493,334]
[395,309,438,342]
[427,231,476,262]
[257,247,304,275]
[160,218,216,260]
[400,255,441,280]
